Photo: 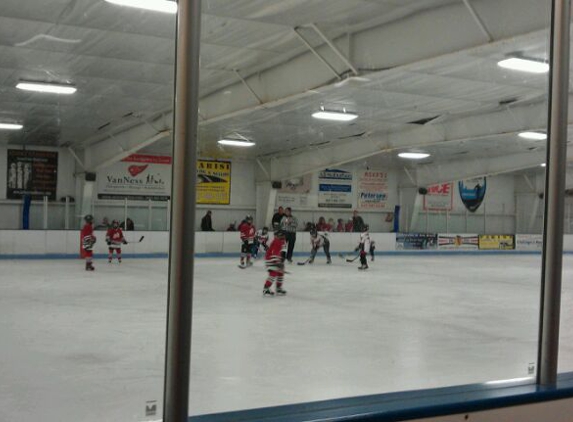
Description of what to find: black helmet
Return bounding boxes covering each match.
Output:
[362,224,369,232]
[262,226,268,234]
[310,227,317,237]
[84,214,94,223]
[112,219,119,228]
[245,214,253,223]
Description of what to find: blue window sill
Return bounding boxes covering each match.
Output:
[190,373,573,422]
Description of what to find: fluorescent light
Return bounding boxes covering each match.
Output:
[497,57,549,74]
[398,152,430,160]
[311,110,358,121]
[519,131,547,140]
[541,163,546,167]
[0,123,23,130]
[104,0,177,14]
[16,81,76,95]
[218,139,256,147]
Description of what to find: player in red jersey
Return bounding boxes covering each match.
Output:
[81,214,96,271]
[106,220,127,263]
[238,215,256,268]
[263,230,287,296]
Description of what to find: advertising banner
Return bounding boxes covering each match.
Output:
[7,149,58,200]
[423,182,453,211]
[97,154,172,200]
[515,234,543,251]
[318,168,353,208]
[396,233,438,250]
[478,235,515,250]
[358,170,388,210]
[276,174,311,208]
[197,160,232,205]
[438,234,479,250]
[459,177,487,212]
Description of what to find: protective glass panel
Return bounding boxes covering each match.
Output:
[0,1,175,420]
[188,0,552,417]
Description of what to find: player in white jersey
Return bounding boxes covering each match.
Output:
[252,227,269,258]
[357,224,371,270]
[309,227,331,264]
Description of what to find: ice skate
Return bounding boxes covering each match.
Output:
[326,258,332,264]
[276,287,287,296]
[358,264,368,271]
[263,288,275,296]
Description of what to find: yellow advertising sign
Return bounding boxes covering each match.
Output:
[197,160,231,205]
[478,235,515,250]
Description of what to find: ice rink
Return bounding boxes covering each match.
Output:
[2,254,573,421]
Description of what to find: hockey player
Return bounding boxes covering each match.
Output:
[263,230,287,296]
[357,224,371,270]
[370,239,376,262]
[238,215,256,268]
[106,220,127,263]
[309,227,331,264]
[81,214,96,271]
[252,226,269,258]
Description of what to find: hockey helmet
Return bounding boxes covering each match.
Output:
[309,227,318,237]
[112,219,119,228]
[262,226,268,234]
[362,224,369,232]
[245,214,253,223]
[84,214,94,223]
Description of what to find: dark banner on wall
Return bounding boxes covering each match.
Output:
[396,233,438,250]
[478,235,515,250]
[7,149,58,200]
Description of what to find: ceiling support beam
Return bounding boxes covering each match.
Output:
[234,69,263,105]
[308,23,359,76]
[87,130,171,171]
[268,96,554,181]
[293,27,342,80]
[461,0,494,42]
[415,151,546,187]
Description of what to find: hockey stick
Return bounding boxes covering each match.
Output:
[338,252,359,262]
[125,236,145,244]
[297,257,311,266]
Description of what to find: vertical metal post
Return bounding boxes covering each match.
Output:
[65,197,70,230]
[446,209,450,234]
[167,199,171,231]
[124,198,128,227]
[163,0,202,421]
[465,209,468,233]
[425,211,429,233]
[483,202,487,234]
[538,0,571,386]
[43,196,48,229]
[148,199,153,230]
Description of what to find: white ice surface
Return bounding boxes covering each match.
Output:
[1,255,573,421]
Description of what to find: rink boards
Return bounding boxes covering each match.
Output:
[0,230,567,258]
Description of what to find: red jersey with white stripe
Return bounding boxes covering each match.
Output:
[106,227,125,247]
[265,237,286,269]
[81,223,95,251]
[239,222,255,243]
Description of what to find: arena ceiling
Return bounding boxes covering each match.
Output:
[0,0,564,186]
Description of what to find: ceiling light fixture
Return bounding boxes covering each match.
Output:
[497,57,549,74]
[16,81,77,95]
[398,152,430,160]
[218,139,256,147]
[518,131,547,140]
[104,0,177,14]
[0,123,23,130]
[540,163,547,167]
[312,110,358,122]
